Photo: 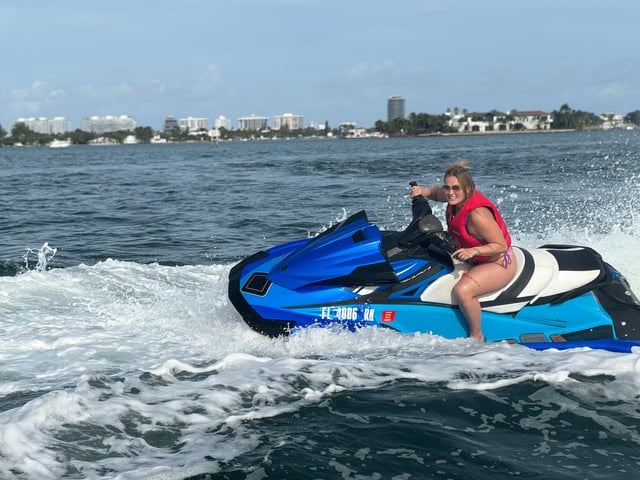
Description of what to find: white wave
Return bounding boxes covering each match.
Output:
[3,333,640,478]
[22,242,58,272]
[3,251,640,477]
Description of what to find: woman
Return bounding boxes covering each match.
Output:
[411,160,517,342]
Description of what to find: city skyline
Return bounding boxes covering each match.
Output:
[1,1,639,130]
[8,102,633,136]
[9,112,312,133]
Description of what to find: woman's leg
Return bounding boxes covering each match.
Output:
[453,256,517,341]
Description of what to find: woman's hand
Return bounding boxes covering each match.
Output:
[411,185,447,202]
[411,185,425,197]
[453,247,478,262]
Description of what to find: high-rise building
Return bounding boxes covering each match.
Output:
[387,96,405,121]
[30,117,49,134]
[179,117,209,132]
[12,117,71,134]
[49,117,70,134]
[238,114,268,131]
[163,116,179,133]
[273,113,304,130]
[215,115,231,130]
[80,115,136,134]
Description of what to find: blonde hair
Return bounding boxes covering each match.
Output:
[444,160,475,197]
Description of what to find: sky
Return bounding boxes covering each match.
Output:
[1,0,638,131]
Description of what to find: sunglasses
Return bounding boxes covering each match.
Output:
[442,185,462,192]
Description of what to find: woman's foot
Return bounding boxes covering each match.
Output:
[469,332,485,342]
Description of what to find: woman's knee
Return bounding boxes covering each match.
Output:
[453,281,475,302]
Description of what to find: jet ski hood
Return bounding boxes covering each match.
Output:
[267,211,397,290]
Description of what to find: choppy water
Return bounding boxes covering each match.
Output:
[1,131,640,479]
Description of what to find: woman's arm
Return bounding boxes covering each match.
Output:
[411,185,447,202]
[451,207,509,262]
[466,207,508,256]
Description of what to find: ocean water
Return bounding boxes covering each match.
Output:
[1,131,640,479]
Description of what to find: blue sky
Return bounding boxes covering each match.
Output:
[1,0,638,131]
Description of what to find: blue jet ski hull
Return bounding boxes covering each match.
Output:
[228,210,640,353]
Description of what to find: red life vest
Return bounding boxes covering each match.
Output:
[446,190,511,263]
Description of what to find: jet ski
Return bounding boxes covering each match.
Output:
[228,185,640,353]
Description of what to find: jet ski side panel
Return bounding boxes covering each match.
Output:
[370,291,614,343]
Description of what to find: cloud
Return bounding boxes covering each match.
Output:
[587,81,628,98]
[191,64,222,97]
[79,82,135,99]
[12,80,46,100]
[346,61,395,81]
[6,80,56,115]
[116,82,133,94]
[151,79,166,93]
[50,89,67,98]
[80,84,98,97]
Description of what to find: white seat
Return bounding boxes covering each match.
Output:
[420,247,555,314]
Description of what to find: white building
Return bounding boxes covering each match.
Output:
[49,117,71,134]
[446,110,552,132]
[179,116,209,132]
[273,113,304,130]
[80,115,136,134]
[511,111,553,130]
[307,121,327,131]
[215,115,232,130]
[29,117,48,134]
[13,116,70,134]
[600,112,625,130]
[238,114,268,131]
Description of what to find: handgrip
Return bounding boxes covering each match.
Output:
[408,181,432,219]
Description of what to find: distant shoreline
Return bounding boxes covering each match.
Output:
[415,128,577,137]
[4,128,621,148]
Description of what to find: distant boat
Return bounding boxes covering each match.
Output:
[150,135,168,144]
[49,138,72,148]
[88,136,118,146]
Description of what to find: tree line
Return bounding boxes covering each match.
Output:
[374,104,640,136]
[0,122,155,147]
[0,122,335,146]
